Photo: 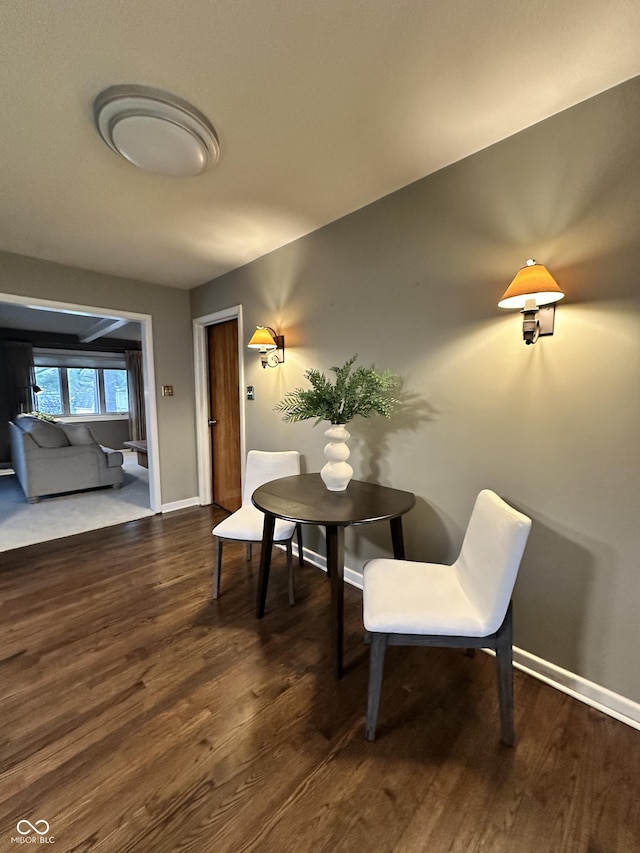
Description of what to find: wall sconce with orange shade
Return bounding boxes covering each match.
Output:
[247,325,285,368]
[498,259,565,345]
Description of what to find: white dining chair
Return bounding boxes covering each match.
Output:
[362,489,532,745]
[212,450,303,604]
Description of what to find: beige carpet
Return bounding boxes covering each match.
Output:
[0,452,154,552]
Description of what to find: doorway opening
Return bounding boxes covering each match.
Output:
[0,291,161,513]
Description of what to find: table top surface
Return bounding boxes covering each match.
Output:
[252,473,415,526]
[123,440,147,451]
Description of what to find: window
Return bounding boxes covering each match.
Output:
[34,350,130,418]
[104,369,129,413]
[34,366,63,415]
[68,367,100,414]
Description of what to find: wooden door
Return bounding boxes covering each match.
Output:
[208,320,242,512]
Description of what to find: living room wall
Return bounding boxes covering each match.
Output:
[191,75,640,709]
[0,252,198,506]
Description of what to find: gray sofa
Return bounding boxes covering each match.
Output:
[9,416,124,503]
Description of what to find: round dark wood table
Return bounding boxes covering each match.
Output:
[252,473,416,678]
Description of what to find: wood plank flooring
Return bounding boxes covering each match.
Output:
[1,507,639,852]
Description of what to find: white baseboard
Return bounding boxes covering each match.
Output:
[293,542,640,732]
[161,496,201,513]
[293,542,364,589]
[511,648,640,730]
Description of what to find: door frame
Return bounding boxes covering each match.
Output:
[193,304,246,506]
[0,291,162,513]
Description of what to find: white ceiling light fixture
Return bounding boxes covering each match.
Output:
[94,84,220,177]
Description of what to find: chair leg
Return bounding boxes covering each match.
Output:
[286,540,295,606]
[212,538,223,600]
[495,603,514,746]
[366,633,388,741]
[296,523,304,565]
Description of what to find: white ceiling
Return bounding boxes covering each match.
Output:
[0,302,141,343]
[1,0,639,289]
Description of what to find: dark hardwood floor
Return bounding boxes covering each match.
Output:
[1,507,638,852]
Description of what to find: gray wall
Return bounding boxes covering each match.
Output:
[72,418,130,450]
[0,252,198,505]
[191,76,640,704]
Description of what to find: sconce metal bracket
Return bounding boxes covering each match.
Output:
[267,334,285,367]
[522,304,556,345]
[538,304,556,337]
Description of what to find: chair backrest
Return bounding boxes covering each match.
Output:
[242,450,300,505]
[453,490,532,635]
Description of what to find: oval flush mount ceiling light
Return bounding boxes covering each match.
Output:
[94,84,220,177]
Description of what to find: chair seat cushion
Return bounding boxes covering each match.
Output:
[363,559,486,636]
[212,505,296,542]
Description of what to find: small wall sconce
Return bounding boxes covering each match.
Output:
[498,259,565,345]
[247,326,285,368]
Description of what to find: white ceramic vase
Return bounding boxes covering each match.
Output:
[320,423,353,491]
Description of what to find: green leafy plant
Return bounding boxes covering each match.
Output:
[25,411,57,422]
[275,355,400,425]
